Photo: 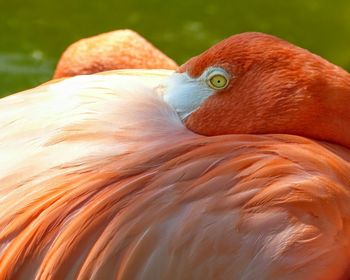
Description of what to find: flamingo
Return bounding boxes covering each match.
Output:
[0,32,349,279]
[53,29,178,79]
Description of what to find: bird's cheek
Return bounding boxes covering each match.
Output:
[184,111,208,135]
[184,88,241,136]
[183,100,220,136]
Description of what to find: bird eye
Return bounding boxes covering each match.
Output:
[207,74,228,89]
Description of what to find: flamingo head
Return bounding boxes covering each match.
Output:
[165,32,350,147]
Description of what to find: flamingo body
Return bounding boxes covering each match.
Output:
[0,70,349,279]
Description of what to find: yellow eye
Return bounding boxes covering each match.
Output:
[207,74,228,89]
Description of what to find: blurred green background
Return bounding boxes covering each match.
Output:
[1,0,350,97]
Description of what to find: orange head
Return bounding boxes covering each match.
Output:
[53,29,178,79]
[164,32,350,147]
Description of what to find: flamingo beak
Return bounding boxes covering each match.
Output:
[163,71,214,121]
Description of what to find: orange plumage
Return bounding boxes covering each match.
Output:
[0,32,350,279]
[53,29,178,79]
[181,32,350,148]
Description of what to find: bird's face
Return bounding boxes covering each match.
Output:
[164,32,350,146]
[164,65,231,121]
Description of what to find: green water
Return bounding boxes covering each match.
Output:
[1,0,350,97]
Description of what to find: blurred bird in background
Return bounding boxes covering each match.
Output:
[53,29,178,78]
[0,31,349,280]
